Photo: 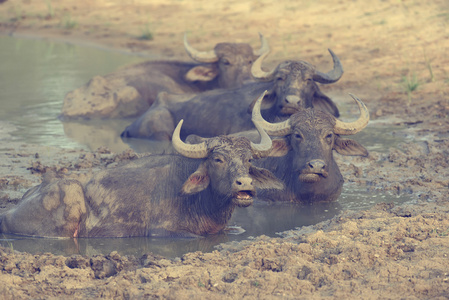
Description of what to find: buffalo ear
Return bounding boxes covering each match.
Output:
[268,138,291,157]
[185,134,207,145]
[180,162,210,195]
[313,90,340,118]
[334,136,369,157]
[250,166,285,190]
[185,66,219,82]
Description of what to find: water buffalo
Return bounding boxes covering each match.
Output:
[60,33,269,120]
[120,48,343,141]
[0,115,284,238]
[248,48,342,118]
[249,91,369,203]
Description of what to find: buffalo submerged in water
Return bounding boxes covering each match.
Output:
[60,33,270,120]
[237,90,370,203]
[0,96,284,238]
[121,48,344,141]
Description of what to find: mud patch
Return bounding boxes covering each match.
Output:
[0,0,449,298]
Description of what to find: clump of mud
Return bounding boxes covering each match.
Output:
[1,201,448,298]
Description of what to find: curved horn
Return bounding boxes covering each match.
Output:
[183,33,219,63]
[251,48,276,80]
[251,91,292,136]
[334,94,370,135]
[253,33,270,56]
[250,120,273,158]
[172,120,209,158]
[313,49,344,84]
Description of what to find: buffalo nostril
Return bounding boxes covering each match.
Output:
[308,163,323,169]
[285,95,300,105]
[235,177,253,187]
[308,160,326,170]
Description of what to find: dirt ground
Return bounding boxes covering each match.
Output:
[1,0,449,298]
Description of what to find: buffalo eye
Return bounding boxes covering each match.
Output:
[325,133,333,144]
[294,133,303,141]
[214,157,224,164]
[276,76,285,81]
[275,73,286,81]
[221,58,231,65]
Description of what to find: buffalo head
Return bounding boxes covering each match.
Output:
[249,49,343,118]
[184,33,269,88]
[252,91,369,202]
[172,97,284,207]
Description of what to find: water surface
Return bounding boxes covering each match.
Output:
[0,36,147,149]
[0,37,414,258]
[0,187,412,258]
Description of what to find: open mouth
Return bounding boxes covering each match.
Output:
[299,173,323,183]
[233,190,255,207]
[236,190,254,200]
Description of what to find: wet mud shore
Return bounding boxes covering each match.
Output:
[1,0,449,298]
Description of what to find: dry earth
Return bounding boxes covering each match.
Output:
[1,0,449,298]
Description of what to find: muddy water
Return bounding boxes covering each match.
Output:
[0,188,412,258]
[0,190,412,258]
[335,96,414,153]
[0,37,414,258]
[0,37,412,154]
[0,36,148,150]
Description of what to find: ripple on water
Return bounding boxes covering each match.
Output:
[0,187,413,258]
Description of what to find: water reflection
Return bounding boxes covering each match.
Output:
[0,234,231,258]
[229,201,340,238]
[0,187,412,258]
[62,119,174,154]
[0,36,146,148]
[0,37,412,154]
